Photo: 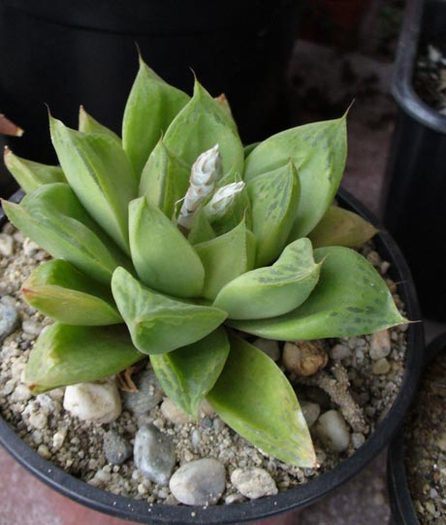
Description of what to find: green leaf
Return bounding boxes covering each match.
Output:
[50,115,137,254]
[129,196,205,298]
[308,205,378,248]
[111,267,227,355]
[214,238,321,320]
[2,183,131,284]
[194,220,256,300]
[247,161,300,267]
[150,328,229,416]
[4,147,65,193]
[122,57,190,176]
[243,142,260,158]
[78,106,122,146]
[188,209,216,245]
[230,246,406,339]
[207,334,316,467]
[164,80,244,175]
[245,115,347,239]
[24,324,143,393]
[139,140,190,219]
[22,260,121,325]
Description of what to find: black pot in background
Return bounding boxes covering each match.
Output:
[0,0,298,170]
[382,0,446,321]
[387,332,446,525]
[0,188,424,524]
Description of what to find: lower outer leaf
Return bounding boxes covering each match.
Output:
[24,324,143,393]
[308,206,378,248]
[230,246,407,340]
[207,334,316,467]
[22,260,121,325]
[150,328,229,416]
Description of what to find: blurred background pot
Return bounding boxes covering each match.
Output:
[382,0,446,321]
[387,332,446,525]
[0,0,298,192]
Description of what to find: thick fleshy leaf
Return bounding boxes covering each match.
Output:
[2,183,131,284]
[150,328,229,416]
[122,58,190,176]
[230,246,406,339]
[164,80,244,175]
[207,334,316,467]
[248,161,300,267]
[4,147,65,193]
[111,267,227,355]
[22,260,121,325]
[129,196,204,298]
[194,220,256,300]
[214,238,321,320]
[139,140,190,219]
[50,116,137,253]
[78,106,122,146]
[243,142,259,158]
[308,205,378,248]
[245,115,347,239]
[24,324,143,393]
[188,209,216,245]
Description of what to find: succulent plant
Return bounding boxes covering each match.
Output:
[2,57,406,467]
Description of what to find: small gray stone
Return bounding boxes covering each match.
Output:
[123,369,163,415]
[351,432,366,449]
[372,358,391,375]
[301,401,321,427]
[252,338,281,361]
[22,320,42,337]
[231,468,278,499]
[330,344,351,361]
[134,424,175,485]
[169,458,226,506]
[315,410,350,452]
[103,430,132,465]
[160,397,193,425]
[0,301,18,341]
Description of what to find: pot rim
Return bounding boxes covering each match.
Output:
[387,332,446,525]
[392,0,446,134]
[0,187,424,524]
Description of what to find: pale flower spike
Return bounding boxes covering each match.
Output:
[205,181,245,220]
[177,144,222,229]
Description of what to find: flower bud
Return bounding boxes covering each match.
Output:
[205,181,245,220]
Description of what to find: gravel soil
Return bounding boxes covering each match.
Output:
[0,223,408,506]
[405,351,446,524]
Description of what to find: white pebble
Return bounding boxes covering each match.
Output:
[52,428,67,451]
[351,432,366,449]
[231,468,278,499]
[63,380,121,424]
[315,410,350,452]
[160,398,193,425]
[23,238,40,256]
[28,412,48,430]
[0,234,14,256]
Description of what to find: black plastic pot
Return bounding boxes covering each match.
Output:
[0,188,424,524]
[382,0,446,321]
[0,0,298,171]
[387,332,446,525]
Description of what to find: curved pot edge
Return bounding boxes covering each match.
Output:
[0,187,425,524]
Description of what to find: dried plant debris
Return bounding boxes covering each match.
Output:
[415,43,446,114]
[405,352,446,524]
[0,226,408,505]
